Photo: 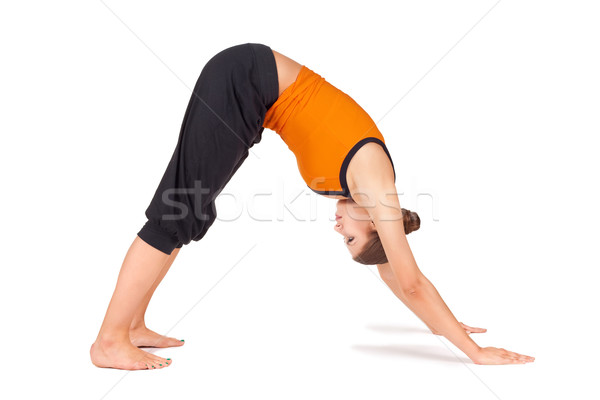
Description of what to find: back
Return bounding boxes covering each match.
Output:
[263,65,395,197]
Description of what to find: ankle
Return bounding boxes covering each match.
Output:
[96,329,131,345]
[129,321,147,331]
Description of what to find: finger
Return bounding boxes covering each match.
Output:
[515,351,534,360]
[515,355,531,364]
[507,351,530,363]
[505,354,522,364]
[459,323,472,333]
[508,352,524,361]
[511,352,534,362]
[463,324,487,333]
[510,351,528,359]
[519,354,535,362]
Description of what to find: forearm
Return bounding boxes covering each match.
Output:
[399,275,481,358]
[380,274,438,333]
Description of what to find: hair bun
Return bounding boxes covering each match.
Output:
[401,208,421,234]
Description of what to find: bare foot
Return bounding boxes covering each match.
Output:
[90,337,172,370]
[129,326,185,348]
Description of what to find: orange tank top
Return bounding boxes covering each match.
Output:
[263,65,395,197]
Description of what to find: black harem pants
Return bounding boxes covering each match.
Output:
[137,43,279,255]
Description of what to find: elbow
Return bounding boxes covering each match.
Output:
[402,285,419,297]
[400,277,425,297]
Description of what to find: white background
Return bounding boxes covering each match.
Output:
[1,0,598,399]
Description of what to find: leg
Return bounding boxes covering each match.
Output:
[90,236,173,370]
[129,247,186,348]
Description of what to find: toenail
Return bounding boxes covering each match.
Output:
[180,339,185,342]
[159,364,162,366]
[152,366,155,368]
[167,358,171,360]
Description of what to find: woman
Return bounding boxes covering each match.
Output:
[90,43,534,370]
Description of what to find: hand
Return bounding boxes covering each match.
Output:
[470,346,535,365]
[430,321,487,335]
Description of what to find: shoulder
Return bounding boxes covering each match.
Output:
[346,142,396,198]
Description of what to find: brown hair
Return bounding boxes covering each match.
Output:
[352,208,420,265]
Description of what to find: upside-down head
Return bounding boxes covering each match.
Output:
[334,198,420,265]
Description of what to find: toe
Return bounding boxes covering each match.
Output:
[144,357,157,369]
[167,337,185,347]
[139,361,152,370]
[152,356,167,368]
[152,354,166,363]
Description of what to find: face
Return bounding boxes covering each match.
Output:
[334,198,376,258]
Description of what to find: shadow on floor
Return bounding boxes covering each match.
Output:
[355,324,471,363]
[365,324,431,335]
[351,343,470,364]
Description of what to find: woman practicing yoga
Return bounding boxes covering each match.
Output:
[90,43,534,370]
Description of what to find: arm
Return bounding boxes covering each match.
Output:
[373,237,533,365]
[347,144,534,364]
[378,262,486,335]
[348,151,480,359]
[377,262,438,334]
[373,226,482,359]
